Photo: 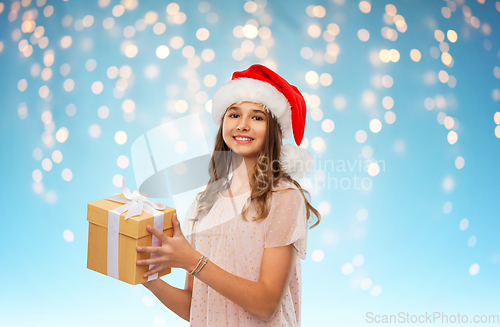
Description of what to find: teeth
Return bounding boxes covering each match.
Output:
[235,137,253,141]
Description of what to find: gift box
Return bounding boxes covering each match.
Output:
[87,192,176,285]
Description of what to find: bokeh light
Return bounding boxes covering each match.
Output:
[358,29,370,42]
[89,124,101,138]
[341,263,354,275]
[115,131,128,145]
[321,120,334,133]
[355,130,367,143]
[360,279,372,290]
[55,127,69,143]
[370,285,382,296]
[52,150,63,163]
[156,45,170,59]
[469,263,480,276]
[41,158,52,171]
[359,1,371,13]
[61,168,73,182]
[369,119,382,133]
[63,230,74,242]
[459,218,469,231]
[410,49,421,62]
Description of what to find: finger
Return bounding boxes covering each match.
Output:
[136,257,162,266]
[172,213,183,237]
[136,246,160,254]
[144,264,164,278]
[146,225,169,242]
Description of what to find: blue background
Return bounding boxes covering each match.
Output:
[1,0,499,326]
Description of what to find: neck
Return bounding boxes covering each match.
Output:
[229,151,256,191]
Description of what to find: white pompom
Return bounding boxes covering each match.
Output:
[279,144,315,179]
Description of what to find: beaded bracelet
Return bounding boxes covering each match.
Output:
[189,255,204,275]
[192,256,208,276]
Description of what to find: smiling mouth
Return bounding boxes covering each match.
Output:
[233,136,253,141]
[233,136,254,142]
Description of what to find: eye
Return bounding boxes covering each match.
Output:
[228,113,264,120]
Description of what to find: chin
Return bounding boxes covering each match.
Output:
[232,149,250,155]
[232,149,257,158]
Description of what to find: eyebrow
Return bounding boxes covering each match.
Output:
[228,107,266,114]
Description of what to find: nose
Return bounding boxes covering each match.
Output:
[236,117,250,131]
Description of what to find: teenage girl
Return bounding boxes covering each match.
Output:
[135,64,321,326]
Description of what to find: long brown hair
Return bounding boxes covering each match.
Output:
[195,103,321,229]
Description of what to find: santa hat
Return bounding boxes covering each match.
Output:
[211,64,314,179]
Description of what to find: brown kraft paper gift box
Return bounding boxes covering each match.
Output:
[87,193,176,285]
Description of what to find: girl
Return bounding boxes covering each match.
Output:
[136,64,321,326]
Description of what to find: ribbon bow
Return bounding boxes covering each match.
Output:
[106,178,166,219]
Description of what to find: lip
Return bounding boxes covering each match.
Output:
[233,135,254,144]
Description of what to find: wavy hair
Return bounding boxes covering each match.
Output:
[194,103,321,229]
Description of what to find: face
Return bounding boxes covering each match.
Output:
[222,101,267,159]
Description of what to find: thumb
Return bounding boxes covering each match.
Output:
[172,213,183,236]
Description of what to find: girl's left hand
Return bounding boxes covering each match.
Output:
[136,213,199,278]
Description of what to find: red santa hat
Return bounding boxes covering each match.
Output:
[211,64,314,179]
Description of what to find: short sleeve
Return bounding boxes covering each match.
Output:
[264,187,308,260]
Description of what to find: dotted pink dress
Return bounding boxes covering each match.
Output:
[181,180,308,326]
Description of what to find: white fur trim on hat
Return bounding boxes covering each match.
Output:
[212,78,293,139]
[280,144,315,179]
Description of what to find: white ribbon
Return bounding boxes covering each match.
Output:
[105,177,166,282]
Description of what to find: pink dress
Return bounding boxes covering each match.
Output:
[181,180,308,326]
